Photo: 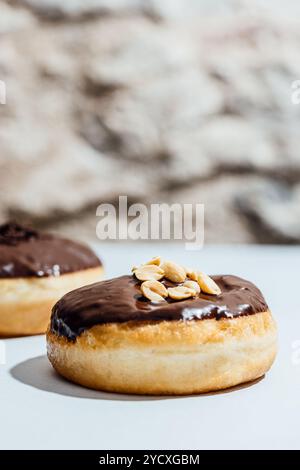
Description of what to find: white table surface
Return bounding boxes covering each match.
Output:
[1,243,299,450]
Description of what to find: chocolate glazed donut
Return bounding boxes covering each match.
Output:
[50,275,268,339]
[0,223,103,337]
[47,272,277,395]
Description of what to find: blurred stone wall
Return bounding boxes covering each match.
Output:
[1,0,300,243]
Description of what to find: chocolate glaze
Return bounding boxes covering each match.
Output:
[0,222,101,278]
[51,274,268,341]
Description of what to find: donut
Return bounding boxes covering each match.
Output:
[47,258,277,395]
[0,222,103,337]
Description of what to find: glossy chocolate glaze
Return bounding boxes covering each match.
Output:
[51,274,268,341]
[0,222,101,278]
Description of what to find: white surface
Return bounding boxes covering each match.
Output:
[1,244,299,450]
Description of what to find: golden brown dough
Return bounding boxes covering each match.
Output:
[0,267,103,337]
[47,309,277,395]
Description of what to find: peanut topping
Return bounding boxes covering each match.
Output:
[183,280,200,295]
[197,272,221,295]
[160,261,186,283]
[168,286,196,300]
[185,268,198,281]
[141,280,168,302]
[134,264,164,281]
[132,257,221,303]
[144,256,161,266]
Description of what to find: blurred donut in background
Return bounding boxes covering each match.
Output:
[0,222,103,337]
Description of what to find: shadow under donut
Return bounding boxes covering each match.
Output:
[10,355,169,401]
[10,355,265,401]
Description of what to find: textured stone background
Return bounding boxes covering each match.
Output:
[1,0,300,243]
